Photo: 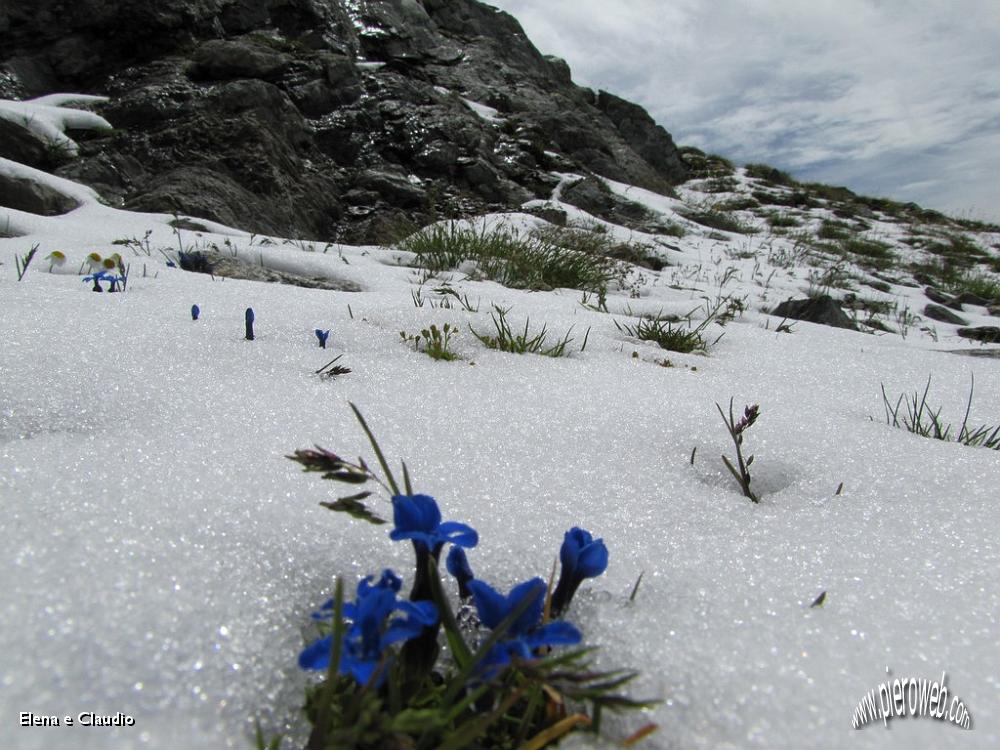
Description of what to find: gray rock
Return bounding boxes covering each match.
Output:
[957,291,996,307]
[924,286,963,310]
[923,304,968,326]
[357,170,427,209]
[526,205,568,226]
[189,39,290,81]
[957,326,1000,343]
[180,250,363,291]
[988,306,1000,317]
[596,90,688,184]
[1,0,690,241]
[561,176,653,230]
[0,172,80,215]
[770,295,858,331]
[219,0,269,34]
[0,118,54,169]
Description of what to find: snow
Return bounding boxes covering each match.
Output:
[1,98,999,750]
[461,97,504,123]
[0,95,112,158]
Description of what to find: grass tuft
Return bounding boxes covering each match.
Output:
[400,223,623,293]
[880,376,1000,450]
[470,307,579,357]
[614,316,708,354]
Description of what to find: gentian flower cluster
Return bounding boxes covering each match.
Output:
[289,413,631,750]
[300,569,438,686]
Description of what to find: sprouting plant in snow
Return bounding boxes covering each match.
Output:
[245,308,255,340]
[614,316,708,354]
[191,304,200,321]
[316,355,352,380]
[717,399,761,503]
[15,244,38,281]
[880,376,1000,450]
[470,306,580,357]
[315,329,330,349]
[281,405,652,749]
[400,323,461,361]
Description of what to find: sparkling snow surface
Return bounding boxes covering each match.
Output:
[1,101,999,750]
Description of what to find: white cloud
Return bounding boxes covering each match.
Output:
[487,0,1000,221]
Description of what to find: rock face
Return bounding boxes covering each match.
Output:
[770,295,858,331]
[0,0,688,242]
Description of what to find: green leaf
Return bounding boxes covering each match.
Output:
[425,557,472,670]
[389,708,447,733]
[349,403,401,495]
[437,688,524,750]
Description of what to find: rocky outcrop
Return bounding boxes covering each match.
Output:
[770,295,858,331]
[0,0,688,242]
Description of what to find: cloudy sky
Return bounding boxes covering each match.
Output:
[488,0,1000,222]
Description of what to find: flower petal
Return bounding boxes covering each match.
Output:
[469,579,508,630]
[560,527,592,570]
[577,540,609,578]
[298,636,333,670]
[526,621,582,648]
[391,494,441,533]
[341,651,380,686]
[506,578,546,637]
[436,521,479,549]
[395,599,439,627]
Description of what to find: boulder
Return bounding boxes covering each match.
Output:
[924,286,963,310]
[957,326,1000,343]
[0,172,80,215]
[957,291,997,307]
[561,176,653,230]
[770,295,858,331]
[923,304,968,326]
[0,118,53,169]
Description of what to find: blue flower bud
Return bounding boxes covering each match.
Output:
[551,527,608,615]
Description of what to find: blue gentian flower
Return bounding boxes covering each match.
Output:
[245,307,255,341]
[551,527,609,615]
[446,547,475,599]
[191,304,200,321]
[390,494,478,555]
[299,569,437,686]
[468,577,581,669]
[83,271,109,291]
[315,329,330,348]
